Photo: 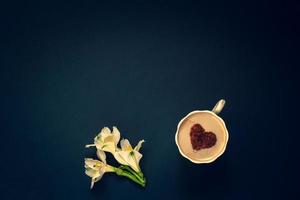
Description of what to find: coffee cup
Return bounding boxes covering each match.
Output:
[175,99,229,164]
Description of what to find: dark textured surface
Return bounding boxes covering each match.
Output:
[0,1,298,199]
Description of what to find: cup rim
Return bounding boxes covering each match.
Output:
[175,110,229,164]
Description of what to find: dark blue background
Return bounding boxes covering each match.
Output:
[1,1,298,199]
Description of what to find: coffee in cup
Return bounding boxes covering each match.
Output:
[175,99,229,163]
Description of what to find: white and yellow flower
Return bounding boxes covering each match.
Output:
[85,126,145,173]
[113,139,145,173]
[84,158,114,189]
[86,127,121,160]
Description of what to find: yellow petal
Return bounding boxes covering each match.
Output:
[97,150,106,164]
[112,126,121,145]
[120,139,132,151]
[85,168,99,178]
[95,139,115,153]
[134,140,145,151]
[112,152,128,165]
[133,150,142,165]
[100,127,111,139]
[132,150,142,172]
[85,158,105,171]
[102,142,116,152]
[103,135,115,143]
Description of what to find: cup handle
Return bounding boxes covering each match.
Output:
[212,99,226,115]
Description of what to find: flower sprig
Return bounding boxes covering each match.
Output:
[85,127,146,188]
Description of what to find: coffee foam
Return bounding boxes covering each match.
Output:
[177,111,227,162]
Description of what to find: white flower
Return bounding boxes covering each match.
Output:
[84,158,114,189]
[85,126,145,173]
[86,127,121,161]
[113,139,145,172]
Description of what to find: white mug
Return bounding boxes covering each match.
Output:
[175,99,229,164]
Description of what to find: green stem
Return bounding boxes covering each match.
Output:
[120,165,145,183]
[114,168,145,187]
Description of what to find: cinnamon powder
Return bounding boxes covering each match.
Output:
[190,123,217,150]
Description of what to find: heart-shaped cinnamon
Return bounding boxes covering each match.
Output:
[190,124,217,150]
